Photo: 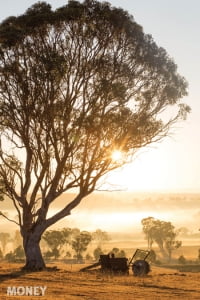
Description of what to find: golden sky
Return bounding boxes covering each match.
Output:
[0,1,199,193]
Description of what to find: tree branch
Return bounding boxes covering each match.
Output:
[0,211,19,226]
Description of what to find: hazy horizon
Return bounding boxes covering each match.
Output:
[1,192,200,236]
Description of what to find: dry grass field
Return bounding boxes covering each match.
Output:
[0,262,200,300]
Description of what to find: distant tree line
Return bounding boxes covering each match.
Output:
[0,228,124,262]
[43,228,112,261]
[1,220,199,264]
[43,228,94,261]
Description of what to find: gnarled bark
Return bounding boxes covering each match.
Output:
[22,230,45,271]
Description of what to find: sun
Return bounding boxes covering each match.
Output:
[111,150,123,162]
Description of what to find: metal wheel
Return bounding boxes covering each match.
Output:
[132,260,150,276]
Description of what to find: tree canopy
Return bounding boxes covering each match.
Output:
[71,231,92,260]
[0,0,189,270]
[141,217,182,261]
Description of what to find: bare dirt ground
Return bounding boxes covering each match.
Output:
[0,262,200,299]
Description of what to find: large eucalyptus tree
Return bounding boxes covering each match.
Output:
[0,0,189,270]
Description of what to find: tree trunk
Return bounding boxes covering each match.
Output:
[22,231,46,271]
[168,250,172,263]
[158,243,168,259]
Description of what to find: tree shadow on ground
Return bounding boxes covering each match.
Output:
[0,269,28,283]
[0,266,59,283]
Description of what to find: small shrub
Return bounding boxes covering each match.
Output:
[44,250,53,260]
[4,246,25,262]
[0,248,3,260]
[13,245,25,259]
[111,248,126,258]
[178,255,187,265]
[5,252,15,262]
[85,253,93,260]
[93,247,104,261]
[65,251,72,258]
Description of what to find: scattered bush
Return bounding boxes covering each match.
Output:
[44,248,60,260]
[93,247,104,261]
[44,250,53,260]
[85,253,93,260]
[13,246,25,260]
[178,255,187,265]
[0,248,3,260]
[4,246,25,262]
[5,252,15,262]
[111,247,126,258]
[65,251,72,258]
